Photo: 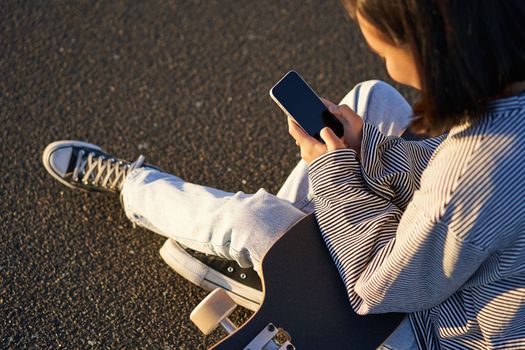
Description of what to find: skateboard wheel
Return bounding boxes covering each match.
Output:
[190,288,237,335]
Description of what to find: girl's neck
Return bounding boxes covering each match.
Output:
[501,81,525,97]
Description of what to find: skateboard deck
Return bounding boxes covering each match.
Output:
[208,213,405,349]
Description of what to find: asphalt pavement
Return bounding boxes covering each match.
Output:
[1,1,414,349]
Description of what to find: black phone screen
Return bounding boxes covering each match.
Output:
[271,71,344,142]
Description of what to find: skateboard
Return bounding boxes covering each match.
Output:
[190,214,405,349]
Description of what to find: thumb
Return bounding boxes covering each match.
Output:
[320,127,345,151]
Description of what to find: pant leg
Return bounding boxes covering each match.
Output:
[121,170,305,270]
[377,316,419,350]
[121,80,412,270]
[276,159,315,213]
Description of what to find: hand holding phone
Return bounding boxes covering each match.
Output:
[269,70,344,143]
[285,113,347,163]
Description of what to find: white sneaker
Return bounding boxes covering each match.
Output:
[42,140,145,193]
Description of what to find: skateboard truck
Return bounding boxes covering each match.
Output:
[191,289,295,350]
[244,323,295,350]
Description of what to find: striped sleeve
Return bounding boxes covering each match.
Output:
[358,123,445,210]
[308,124,489,315]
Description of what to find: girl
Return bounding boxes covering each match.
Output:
[43,0,525,348]
[289,1,525,348]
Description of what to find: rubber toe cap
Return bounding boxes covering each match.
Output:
[48,146,73,177]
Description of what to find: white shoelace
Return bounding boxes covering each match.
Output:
[72,150,144,191]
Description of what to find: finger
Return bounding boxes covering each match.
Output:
[287,117,310,144]
[331,104,363,128]
[320,97,337,109]
[330,104,359,120]
[320,127,346,151]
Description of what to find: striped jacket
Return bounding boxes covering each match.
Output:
[309,93,525,349]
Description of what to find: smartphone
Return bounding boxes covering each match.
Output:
[270,70,344,143]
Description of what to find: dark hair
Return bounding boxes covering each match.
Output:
[342,0,525,135]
